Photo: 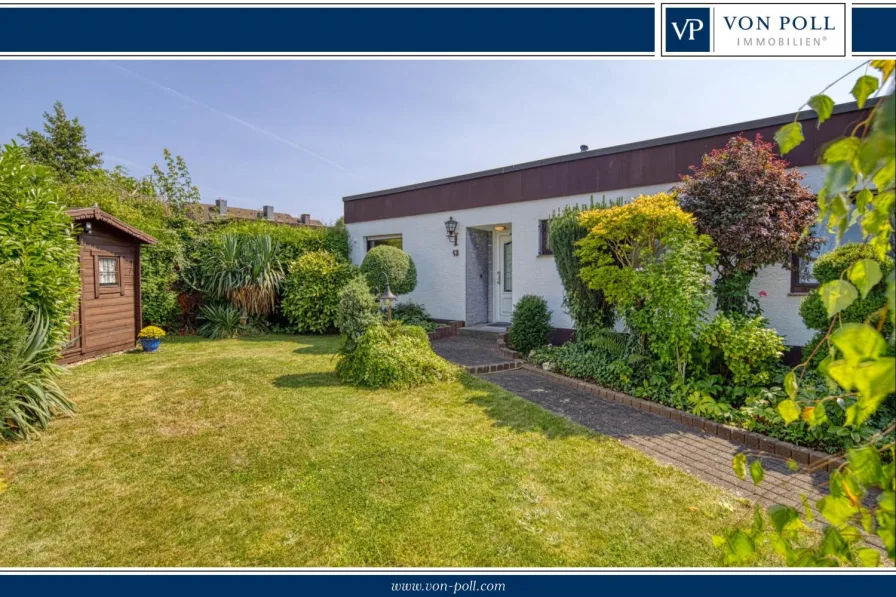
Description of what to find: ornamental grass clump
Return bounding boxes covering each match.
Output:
[335,321,458,389]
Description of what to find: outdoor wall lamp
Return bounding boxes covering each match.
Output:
[84,221,93,234]
[376,273,397,321]
[445,217,459,246]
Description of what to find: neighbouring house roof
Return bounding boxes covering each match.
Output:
[342,99,878,224]
[67,207,158,245]
[190,202,324,227]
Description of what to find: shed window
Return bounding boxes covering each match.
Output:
[98,257,118,285]
[538,220,552,256]
[366,235,402,252]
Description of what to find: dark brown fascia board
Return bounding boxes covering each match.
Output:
[67,207,158,245]
[342,99,878,203]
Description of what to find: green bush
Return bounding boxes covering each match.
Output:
[197,303,245,339]
[392,301,437,332]
[799,243,893,334]
[335,276,381,349]
[281,251,356,334]
[509,295,553,354]
[0,143,80,347]
[360,245,417,295]
[698,314,785,386]
[549,201,617,336]
[335,321,458,389]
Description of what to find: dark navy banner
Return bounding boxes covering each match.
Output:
[0,6,655,54]
[2,574,894,596]
[852,6,896,54]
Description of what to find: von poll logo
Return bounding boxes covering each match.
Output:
[663,4,846,57]
[666,7,710,52]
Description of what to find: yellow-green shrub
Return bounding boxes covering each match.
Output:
[335,321,458,389]
[577,192,695,305]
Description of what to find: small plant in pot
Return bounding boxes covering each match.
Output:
[137,325,167,353]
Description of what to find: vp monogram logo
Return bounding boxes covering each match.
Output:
[671,18,704,41]
[665,7,710,52]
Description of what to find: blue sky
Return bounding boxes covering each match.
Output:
[0,60,865,223]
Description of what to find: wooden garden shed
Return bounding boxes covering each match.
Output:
[61,207,157,364]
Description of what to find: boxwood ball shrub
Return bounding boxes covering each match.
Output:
[282,250,357,334]
[360,245,417,295]
[508,295,553,354]
[799,243,894,333]
[335,321,458,389]
[335,275,381,349]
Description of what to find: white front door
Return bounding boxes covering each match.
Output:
[495,231,513,322]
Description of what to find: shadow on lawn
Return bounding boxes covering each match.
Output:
[460,375,587,440]
[274,372,342,389]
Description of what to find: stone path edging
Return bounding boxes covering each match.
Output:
[522,364,846,473]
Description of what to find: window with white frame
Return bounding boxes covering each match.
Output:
[366,234,403,252]
[98,257,118,286]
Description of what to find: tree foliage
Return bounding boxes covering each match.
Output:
[548,200,616,337]
[17,101,103,182]
[717,60,896,567]
[677,134,820,315]
[0,143,80,347]
[152,148,200,215]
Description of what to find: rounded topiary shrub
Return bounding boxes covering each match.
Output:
[508,295,553,355]
[335,321,458,389]
[799,243,893,332]
[281,250,357,334]
[335,275,381,349]
[360,245,417,295]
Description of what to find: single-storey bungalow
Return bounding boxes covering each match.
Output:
[342,101,871,348]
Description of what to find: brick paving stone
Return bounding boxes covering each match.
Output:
[431,336,511,367]
[469,366,830,509]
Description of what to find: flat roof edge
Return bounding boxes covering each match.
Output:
[343,99,875,202]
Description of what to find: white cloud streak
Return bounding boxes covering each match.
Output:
[105,62,349,172]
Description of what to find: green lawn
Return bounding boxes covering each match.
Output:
[0,335,755,567]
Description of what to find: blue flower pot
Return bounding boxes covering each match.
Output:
[140,338,161,353]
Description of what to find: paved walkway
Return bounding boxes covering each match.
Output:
[433,336,829,511]
[431,336,522,374]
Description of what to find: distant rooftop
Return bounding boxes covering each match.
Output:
[189,199,323,228]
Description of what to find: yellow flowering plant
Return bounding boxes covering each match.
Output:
[137,325,167,340]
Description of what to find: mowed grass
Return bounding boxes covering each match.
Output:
[0,335,754,567]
